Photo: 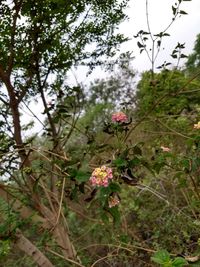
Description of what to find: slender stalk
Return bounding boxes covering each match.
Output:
[46,248,85,267]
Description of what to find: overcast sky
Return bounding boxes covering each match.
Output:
[73,0,200,84]
[120,0,200,72]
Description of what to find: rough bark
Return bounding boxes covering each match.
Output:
[15,229,54,267]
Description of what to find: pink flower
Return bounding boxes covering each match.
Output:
[108,195,120,208]
[161,146,171,152]
[89,166,113,187]
[112,112,128,123]
[194,122,200,129]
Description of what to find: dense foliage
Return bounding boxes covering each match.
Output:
[0,0,200,266]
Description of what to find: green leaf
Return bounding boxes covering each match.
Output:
[70,186,78,201]
[172,5,177,16]
[108,206,121,225]
[101,211,109,224]
[163,33,170,36]
[33,177,41,192]
[100,186,111,197]
[0,240,10,257]
[180,54,188,58]
[142,31,150,35]
[0,121,5,127]
[75,170,90,182]
[180,159,190,172]
[129,157,141,167]
[172,257,188,266]
[113,158,128,168]
[137,41,144,48]
[133,145,142,155]
[109,182,121,193]
[151,250,171,265]
[157,40,161,47]
[179,10,188,15]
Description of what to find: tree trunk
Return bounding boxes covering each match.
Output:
[15,229,54,267]
[0,184,78,261]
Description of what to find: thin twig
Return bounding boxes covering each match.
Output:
[136,184,169,204]
[157,119,193,140]
[91,254,118,267]
[55,177,66,226]
[46,247,85,267]
[21,100,45,127]
[79,242,156,254]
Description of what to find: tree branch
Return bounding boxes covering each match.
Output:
[7,0,23,76]
[15,229,54,267]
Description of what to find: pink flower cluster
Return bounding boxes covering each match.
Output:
[161,146,171,152]
[90,166,113,187]
[111,112,128,123]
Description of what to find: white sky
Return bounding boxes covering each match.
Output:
[120,0,200,72]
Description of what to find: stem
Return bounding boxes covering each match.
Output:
[146,0,155,76]
[46,248,84,267]
[0,69,26,161]
[7,0,23,76]
[36,68,57,141]
[157,119,193,140]
[189,174,200,200]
